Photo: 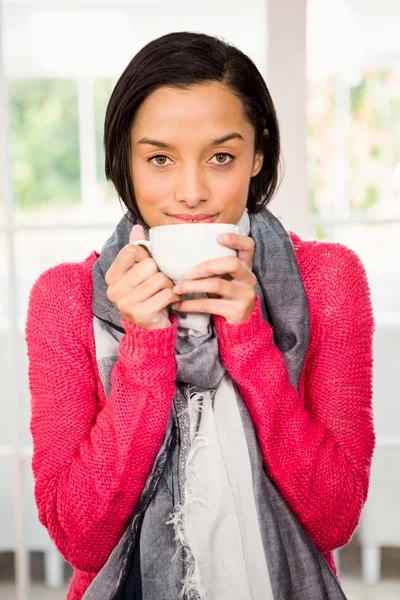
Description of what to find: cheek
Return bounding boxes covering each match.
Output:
[227,168,251,195]
[132,162,170,208]
[211,163,252,204]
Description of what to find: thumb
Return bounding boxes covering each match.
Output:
[129,224,146,244]
[128,224,151,262]
[237,248,253,272]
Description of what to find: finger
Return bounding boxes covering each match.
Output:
[120,287,180,323]
[173,276,234,299]
[105,241,150,285]
[172,298,234,318]
[185,256,254,283]
[218,233,255,270]
[128,223,151,264]
[129,224,146,244]
[144,287,181,314]
[129,271,176,305]
[172,297,255,323]
[106,258,159,302]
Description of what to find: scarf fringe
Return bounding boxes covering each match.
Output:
[167,387,214,600]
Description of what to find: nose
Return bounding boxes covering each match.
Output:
[174,163,209,207]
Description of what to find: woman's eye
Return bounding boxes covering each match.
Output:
[149,155,172,166]
[210,153,234,165]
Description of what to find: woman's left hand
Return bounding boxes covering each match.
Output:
[171,233,257,323]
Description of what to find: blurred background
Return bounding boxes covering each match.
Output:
[0,0,399,598]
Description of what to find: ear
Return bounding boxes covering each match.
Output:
[251,149,264,177]
[251,129,268,177]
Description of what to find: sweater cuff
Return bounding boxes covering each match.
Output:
[214,295,273,349]
[120,315,178,360]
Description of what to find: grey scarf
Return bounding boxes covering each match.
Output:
[84,208,347,600]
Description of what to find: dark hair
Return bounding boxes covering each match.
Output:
[104,31,281,219]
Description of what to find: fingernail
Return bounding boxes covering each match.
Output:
[132,224,142,231]
[185,268,196,278]
[173,284,181,293]
[218,234,228,242]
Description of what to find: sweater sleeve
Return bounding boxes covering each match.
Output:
[214,244,375,554]
[26,261,178,572]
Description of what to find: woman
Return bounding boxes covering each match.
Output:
[26,32,374,600]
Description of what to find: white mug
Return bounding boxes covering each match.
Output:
[133,222,238,282]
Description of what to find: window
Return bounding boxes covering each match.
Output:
[307,0,400,284]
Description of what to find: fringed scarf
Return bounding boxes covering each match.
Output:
[83,208,347,600]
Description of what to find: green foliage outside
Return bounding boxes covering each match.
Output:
[10,79,81,211]
[308,68,400,218]
[9,77,118,214]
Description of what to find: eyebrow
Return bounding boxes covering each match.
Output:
[137,132,245,149]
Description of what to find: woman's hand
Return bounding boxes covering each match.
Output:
[105,225,181,330]
[171,233,257,323]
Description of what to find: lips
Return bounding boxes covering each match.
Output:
[168,213,217,224]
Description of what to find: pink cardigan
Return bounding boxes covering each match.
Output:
[25,232,375,599]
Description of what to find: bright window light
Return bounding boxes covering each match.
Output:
[307,0,366,83]
[31,9,133,77]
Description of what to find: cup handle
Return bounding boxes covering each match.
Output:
[132,239,152,254]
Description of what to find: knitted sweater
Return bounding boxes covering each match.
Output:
[25,232,375,600]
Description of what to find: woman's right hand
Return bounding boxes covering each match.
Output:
[105,224,180,330]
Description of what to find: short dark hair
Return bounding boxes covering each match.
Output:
[104,31,281,219]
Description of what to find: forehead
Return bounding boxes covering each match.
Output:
[131,82,253,142]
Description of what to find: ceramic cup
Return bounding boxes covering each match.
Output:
[132,222,239,282]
